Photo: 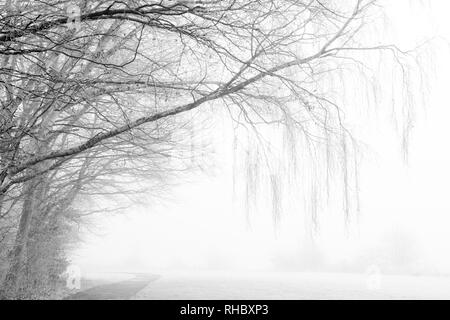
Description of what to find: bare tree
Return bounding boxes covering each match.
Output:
[0,0,418,298]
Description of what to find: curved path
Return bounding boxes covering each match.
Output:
[64,274,160,300]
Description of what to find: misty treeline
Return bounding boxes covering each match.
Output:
[0,0,419,298]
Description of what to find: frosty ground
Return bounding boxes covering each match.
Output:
[66,271,450,300]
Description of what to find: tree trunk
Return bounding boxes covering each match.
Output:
[0,180,37,299]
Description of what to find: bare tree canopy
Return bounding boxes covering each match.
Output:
[0,0,389,189]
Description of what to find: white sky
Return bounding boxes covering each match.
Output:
[72,1,450,276]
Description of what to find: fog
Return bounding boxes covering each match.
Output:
[71,1,450,280]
